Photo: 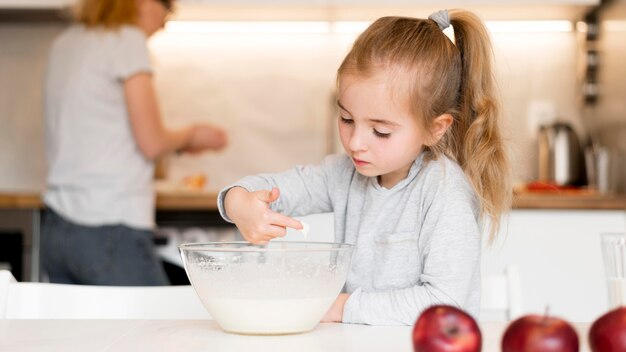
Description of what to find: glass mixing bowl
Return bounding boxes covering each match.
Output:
[179,241,354,335]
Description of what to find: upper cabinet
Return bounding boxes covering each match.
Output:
[0,0,600,21]
[171,0,600,21]
[0,0,75,22]
[0,0,600,8]
[177,0,598,3]
[0,0,75,8]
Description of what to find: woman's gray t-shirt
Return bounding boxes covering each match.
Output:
[44,25,154,229]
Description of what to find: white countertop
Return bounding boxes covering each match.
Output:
[0,320,591,352]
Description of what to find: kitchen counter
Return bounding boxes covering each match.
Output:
[1,191,625,210]
[1,190,623,282]
[0,320,592,352]
[513,192,626,210]
[0,191,219,210]
[0,190,223,283]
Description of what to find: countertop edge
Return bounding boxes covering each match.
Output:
[0,192,624,211]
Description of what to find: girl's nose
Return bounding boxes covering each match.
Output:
[348,130,368,152]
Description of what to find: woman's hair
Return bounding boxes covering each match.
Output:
[338,10,511,241]
[75,0,136,27]
[75,0,173,27]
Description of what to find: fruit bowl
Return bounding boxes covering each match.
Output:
[179,241,354,335]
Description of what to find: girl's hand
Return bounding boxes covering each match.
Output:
[321,293,351,323]
[224,187,303,245]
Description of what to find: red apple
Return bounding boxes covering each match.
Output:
[589,306,626,352]
[412,305,482,352]
[502,313,579,352]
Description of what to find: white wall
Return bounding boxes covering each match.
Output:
[150,29,586,189]
[0,21,586,191]
[0,24,64,192]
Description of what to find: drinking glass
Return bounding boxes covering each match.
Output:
[601,232,626,308]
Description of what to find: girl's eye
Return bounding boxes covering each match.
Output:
[373,129,391,138]
[340,116,353,125]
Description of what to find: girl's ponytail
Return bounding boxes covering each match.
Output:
[449,9,511,241]
[337,11,511,241]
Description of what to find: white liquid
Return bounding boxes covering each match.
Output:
[202,296,336,335]
[607,278,626,308]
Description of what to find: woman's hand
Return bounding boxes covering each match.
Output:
[125,73,228,159]
[321,293,351,323]
[224,187,303,245]
[183,124,228,154]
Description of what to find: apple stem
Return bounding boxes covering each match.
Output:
[543,306,550,325]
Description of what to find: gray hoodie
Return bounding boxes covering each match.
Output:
[218,152,481,326]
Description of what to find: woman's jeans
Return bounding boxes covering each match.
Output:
[41,208,169,286]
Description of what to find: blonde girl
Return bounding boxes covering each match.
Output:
[219,9,510,325]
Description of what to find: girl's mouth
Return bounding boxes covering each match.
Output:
[353,157,369,167]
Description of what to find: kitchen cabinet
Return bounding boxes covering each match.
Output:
[0,209,40,283]
[0,192,234,282]
[177,0,598,5]
[0,0,601,8]
[0,0,74,8]
[168,0,600,22]
[482,209,626,323]
[333,0,599,4]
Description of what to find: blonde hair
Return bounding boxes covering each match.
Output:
[338,10,511,241]
[75,0,137,27]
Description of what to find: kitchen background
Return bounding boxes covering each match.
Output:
[1,0,625,323]
[1,0,624,193]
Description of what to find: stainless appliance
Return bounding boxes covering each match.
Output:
[538,122,585,186]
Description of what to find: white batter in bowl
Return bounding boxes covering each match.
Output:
[179,241,354,335]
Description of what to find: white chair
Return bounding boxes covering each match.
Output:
[480,265,523,322]
[0,270,211,319]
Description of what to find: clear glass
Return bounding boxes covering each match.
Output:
[179,241,354,335]
[601,233,626,309]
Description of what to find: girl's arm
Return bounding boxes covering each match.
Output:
[218,155,346,243]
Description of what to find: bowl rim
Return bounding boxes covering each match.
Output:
[178,241,354,253]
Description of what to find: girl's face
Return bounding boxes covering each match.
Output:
[136,0,171,37]
[338,72,427,189]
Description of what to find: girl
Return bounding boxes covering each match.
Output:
[218,9,510,325]
[42,0,228,286]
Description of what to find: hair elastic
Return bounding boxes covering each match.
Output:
[428,10,450,30]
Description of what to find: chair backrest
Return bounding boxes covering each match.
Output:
[0,270,211,319]
[480,265,523,322]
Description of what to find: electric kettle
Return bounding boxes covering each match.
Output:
[538,122,585,186]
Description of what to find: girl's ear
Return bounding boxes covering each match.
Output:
[427,113,453,145]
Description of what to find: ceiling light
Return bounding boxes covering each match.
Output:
[486,21,573,33]
[165,21,330,34]
[165,20,574,34]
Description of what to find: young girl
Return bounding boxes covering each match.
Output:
[218,9,510,325]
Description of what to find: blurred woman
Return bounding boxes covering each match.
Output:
[41,0,227,285]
